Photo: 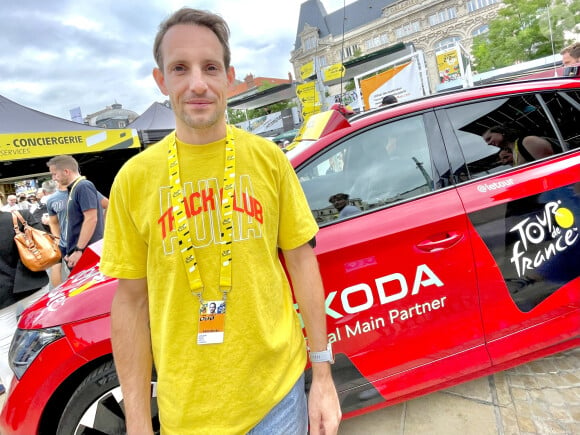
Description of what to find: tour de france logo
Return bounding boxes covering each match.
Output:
[554,205,575,229]
[509,200,578,278]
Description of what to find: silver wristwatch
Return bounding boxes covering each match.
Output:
[308,342,334,364]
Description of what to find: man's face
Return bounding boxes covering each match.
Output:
[209,303,216,314]
[153,24,235,141]
[49,166,72,187]
[7,195,16,205]
[331,196,348,211]
[562,52,578,66]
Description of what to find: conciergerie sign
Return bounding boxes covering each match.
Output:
[0,129,140,160]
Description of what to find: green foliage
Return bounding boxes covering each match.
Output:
[344,79,356,92]
[472,0,580,71]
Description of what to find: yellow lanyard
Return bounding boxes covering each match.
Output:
[66,176,86,221]
[167,126,236,304]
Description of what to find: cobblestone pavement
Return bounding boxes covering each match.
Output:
[339,347,580,435]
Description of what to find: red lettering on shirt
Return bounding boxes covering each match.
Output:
[159,185,263,241]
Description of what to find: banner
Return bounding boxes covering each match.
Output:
[360,60,424,110]
[436,46,461,84]
[69,107,83,123]
[0,129,140,161]
[235,112,284,134]
[300,61,315,80]
[322,63,345,83]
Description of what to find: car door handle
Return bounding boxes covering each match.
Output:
[416,232,463,252]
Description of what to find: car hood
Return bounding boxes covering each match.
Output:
[18,240,117,330]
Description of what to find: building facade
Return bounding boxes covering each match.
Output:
[84,103,138,129]
[291,0,502,95]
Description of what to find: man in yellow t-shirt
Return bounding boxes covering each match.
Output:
[100,7,341,435]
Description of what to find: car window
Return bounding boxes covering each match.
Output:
[542,90,580,151]
[297,115,435,225]
[443,93,566,182]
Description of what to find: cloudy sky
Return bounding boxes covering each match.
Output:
[1,0,356,121]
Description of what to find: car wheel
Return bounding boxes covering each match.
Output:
[57,360,159,435]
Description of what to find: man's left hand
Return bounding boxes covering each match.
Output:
[66,250,83,269]
[308,366,341,435]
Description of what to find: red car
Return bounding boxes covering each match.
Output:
[1,75,579,434]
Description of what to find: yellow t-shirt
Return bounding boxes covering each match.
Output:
[100,127,318,434]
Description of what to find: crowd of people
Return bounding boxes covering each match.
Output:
[0,154,106,394]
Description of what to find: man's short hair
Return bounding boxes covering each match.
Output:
[153,7,231,71]
[561,42,580,61]
[381,95,398,106]
[42,180,57,194]
[46,155,79,172]
[329,193,349,203]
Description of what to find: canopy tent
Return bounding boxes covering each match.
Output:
[127,101,175,145]
[0,94,139,161]
[0,94,141,195]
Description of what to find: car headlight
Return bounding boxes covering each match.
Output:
[9,327,64,379]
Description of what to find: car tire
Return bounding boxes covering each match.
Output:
[56,360,159,435]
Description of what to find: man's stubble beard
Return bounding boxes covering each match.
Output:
[176,102,223,132]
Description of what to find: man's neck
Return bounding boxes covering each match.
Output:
[66,174,83,189]
[175,122,227,145]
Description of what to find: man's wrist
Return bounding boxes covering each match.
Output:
[309,342,334,364]
[73,246,85,253]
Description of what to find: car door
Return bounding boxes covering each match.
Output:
[437,89,580,366]
[296,112,490,415]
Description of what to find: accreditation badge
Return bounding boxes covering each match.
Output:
[197,300,226,344]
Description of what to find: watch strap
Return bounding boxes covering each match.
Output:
[308,342,334,364]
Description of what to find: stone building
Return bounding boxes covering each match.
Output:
[291,0,502,95]
[84,103,139,129]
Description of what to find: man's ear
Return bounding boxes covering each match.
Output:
[227,66,236,87]
[153,67,169,96]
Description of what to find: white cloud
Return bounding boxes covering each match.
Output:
[0,0,356,120]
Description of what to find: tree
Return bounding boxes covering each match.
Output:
[472,0,580,71]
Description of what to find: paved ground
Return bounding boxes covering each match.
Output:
[339,347,580,435]
[0,347,578,434]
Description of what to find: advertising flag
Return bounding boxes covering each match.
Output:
[360,60,424,110]
[436,46,461,84]
[69,107,83,123]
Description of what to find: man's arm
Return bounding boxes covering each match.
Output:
[282,243,341,435]
[66,208,98,268]
[111,278,154,435]
[100,194,109,220]
[48,215,60,238]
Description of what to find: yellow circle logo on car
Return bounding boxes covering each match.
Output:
[555,207,574,229]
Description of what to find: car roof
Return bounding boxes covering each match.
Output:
[287,76,580,167]
[349,76,580,127]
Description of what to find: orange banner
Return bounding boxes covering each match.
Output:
[359,63,409,110]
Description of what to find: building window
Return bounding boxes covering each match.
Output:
[472,25,489,36]
[395,21,421,39]
[467,0,499,13]
[304,36,317,51]
[428,8,457,26]
[342,44,360,59]
[434,36,461,52]
[365,33,389,50]
[316,55,328,68]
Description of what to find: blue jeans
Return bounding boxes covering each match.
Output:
[247,374,307,435]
